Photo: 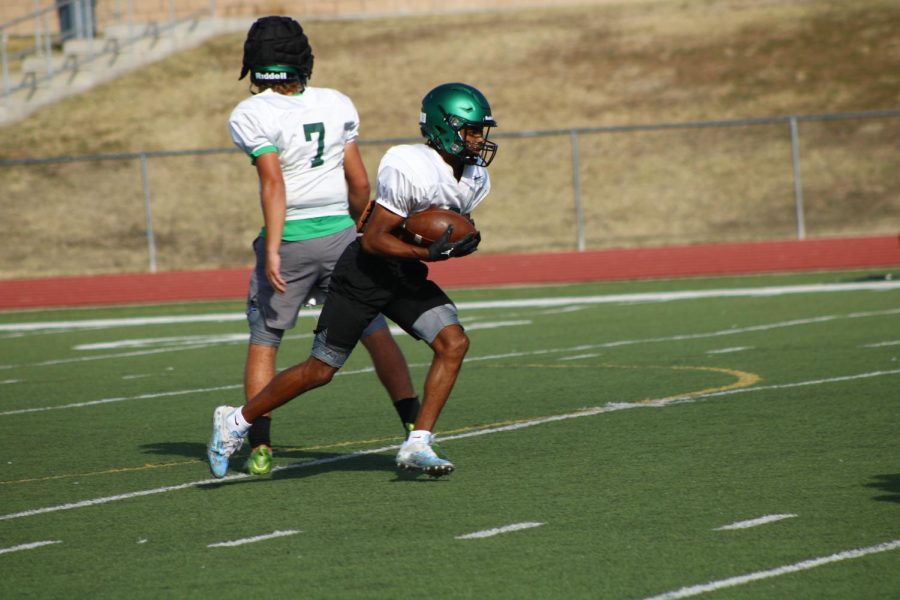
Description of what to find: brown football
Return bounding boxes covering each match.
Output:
[398,208,477,247]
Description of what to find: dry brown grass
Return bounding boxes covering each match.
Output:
[1,0,898,278]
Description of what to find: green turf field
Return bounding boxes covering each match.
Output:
[1,270,898,599]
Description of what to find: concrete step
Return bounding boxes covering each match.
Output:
[0,17,252,126]
[17,47,131,90]
[20,53,70,76]
[103,17,216,43]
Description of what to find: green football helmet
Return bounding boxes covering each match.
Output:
[420,83,498,167]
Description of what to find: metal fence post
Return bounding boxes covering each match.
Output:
[139,153,158,272]
[73,0,84,41]
[84,0,96,59]
[127,0,135,41]
[789,116,806,240]
[570,129,585,252]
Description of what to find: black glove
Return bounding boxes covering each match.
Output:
[453,231,481,257]
[426,226,481,261]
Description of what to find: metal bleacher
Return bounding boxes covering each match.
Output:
[0,0,250,126]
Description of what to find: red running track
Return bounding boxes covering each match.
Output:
[1,235,897,310]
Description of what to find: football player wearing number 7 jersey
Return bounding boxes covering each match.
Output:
[208,81,497,478]
[215,16,421,478]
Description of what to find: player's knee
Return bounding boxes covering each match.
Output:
[304,357,337,387]
[434,326,469,361]
[247,303,285,347]
[412,303,461,345]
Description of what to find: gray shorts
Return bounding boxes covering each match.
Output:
[246,226,387,347]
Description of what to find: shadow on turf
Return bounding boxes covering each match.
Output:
[141,441,205,459]
[140,441,446,485]
[866,474,900,503]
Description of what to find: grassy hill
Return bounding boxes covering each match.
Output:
[1,0,898,278]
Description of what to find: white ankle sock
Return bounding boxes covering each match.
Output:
[229,408,251,433]
[407,429,431,444]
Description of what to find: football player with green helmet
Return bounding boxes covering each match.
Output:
[209,16,421,478]
[419,82,498,167]
[208,82,498,479]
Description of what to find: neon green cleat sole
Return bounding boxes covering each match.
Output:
[246,445,273,475]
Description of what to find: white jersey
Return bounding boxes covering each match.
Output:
[375,144,490,218]
[228,87,359,221]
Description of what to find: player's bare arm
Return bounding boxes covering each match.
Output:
[343,141,370,222]
[360,203,430,261]
[255,152,287,294]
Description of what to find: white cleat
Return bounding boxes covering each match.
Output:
[207,405,245,478]
[396,434,454,478]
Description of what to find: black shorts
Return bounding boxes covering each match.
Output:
[314,239,454,351]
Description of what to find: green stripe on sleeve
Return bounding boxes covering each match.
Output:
[250,145,278,165]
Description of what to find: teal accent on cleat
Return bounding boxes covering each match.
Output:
[403,423,447,459]
[396,434,454,478]
[207,405,245,478]
[246,445,273,475]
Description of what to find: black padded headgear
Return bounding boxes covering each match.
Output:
[239,16,314,84]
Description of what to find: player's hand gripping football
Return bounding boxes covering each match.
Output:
[426,225,481,261]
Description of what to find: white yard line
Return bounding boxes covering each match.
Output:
[456,522,545,539]
[456,281,900,311]
[75,333,249,350]
[659,368,900,404]
[0,385,242,416]
[4,324,896,418]
[0,313,249,333]
[2,281,898,333]
[714,514,797,530]
[207,529,300,548]
[0,364,394,416]
[0,289,894,372]
[5,306,895,416]
[22,344,219,367]
[458,319,532,331]
[0,540,62,555]
[0,321,524,370]
[706,346,752,355]
[642,539,900,599]
[1,368,898,524]
[863,340,900,348]
[559,353,603,361]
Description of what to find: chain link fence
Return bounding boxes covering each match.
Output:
[1,108,898,278]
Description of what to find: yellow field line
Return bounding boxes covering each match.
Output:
[0,461,202,484]
[599,363,761,402]
[488,362,759,402]
[0,363,759,486]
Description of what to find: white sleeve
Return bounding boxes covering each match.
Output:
[341,96,360,145]
[375,165,418,218]
[228,106,275,158]
[469,171,491,213]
